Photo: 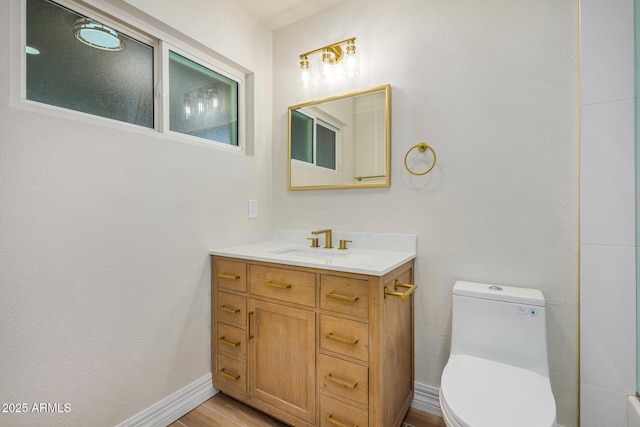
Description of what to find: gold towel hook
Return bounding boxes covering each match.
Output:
[404,142,437,176]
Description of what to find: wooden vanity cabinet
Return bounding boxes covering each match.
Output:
[211,255,415,427]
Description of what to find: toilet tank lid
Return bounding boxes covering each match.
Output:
[453,281,545,306]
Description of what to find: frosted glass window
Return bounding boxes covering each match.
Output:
[23,0,248,148]
[26,0,154,128]
[169,51,239,146]
[291,109,313,163]
[316,123,336,170]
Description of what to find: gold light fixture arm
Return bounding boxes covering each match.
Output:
[299,37,356,64]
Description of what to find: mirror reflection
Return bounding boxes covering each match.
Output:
[288,85,391,190]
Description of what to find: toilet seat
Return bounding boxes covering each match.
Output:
[440,355,556,427]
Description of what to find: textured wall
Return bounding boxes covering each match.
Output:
[272,0,579,425]
[0,0,273,425]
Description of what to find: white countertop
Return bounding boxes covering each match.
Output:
[209,240,416,276]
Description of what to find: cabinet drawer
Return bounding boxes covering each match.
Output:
[320,275,369,319]
[320,315,369,362]
[217,323,246,360]
[216,259,247,292]
[249,265,316,307]
[320,394,368,427]
[319,354,368,406]
[216,353,246,395]
[217,292,246,327]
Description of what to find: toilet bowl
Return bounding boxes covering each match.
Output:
[439,281,557,427]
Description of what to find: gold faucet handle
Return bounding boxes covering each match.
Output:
[338,239,352,250]
[307,237,320,248]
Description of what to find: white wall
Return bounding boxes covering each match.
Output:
[272,0,579,425]
[0,0,273,425]
[579,0,637,425]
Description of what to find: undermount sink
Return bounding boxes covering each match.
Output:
[273,248,347,260]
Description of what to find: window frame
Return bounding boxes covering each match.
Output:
[161,42,244,150]
[11,0,248,154]
[290,108,342,173]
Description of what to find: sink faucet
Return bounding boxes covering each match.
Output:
[311,229,333,249]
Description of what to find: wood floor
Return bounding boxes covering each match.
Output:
[169,393,446,427]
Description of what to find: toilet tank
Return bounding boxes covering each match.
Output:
[450,281,550,377]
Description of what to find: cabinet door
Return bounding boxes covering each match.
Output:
[248,299,316,423]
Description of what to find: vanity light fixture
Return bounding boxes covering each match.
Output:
[298,37,358,88]
[73,18,125,51]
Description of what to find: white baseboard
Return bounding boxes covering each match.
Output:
[411,381,442,417]
[116,373,217,427]
[629,395,640,427]
[117,376,567,427]
[121,376,434,427]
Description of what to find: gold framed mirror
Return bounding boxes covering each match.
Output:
[288,84,391,190]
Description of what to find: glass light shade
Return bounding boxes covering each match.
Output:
[211,91,220,109]
[300,67,312,89]
[332,60,344,80]
[197,94,205,114]
[345,39,356,55]
[184,96,192,119]
[322,60,335,82]
[344,53,358,78]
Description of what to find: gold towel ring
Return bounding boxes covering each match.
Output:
[404,142,437,176]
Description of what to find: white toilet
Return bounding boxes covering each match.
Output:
[439,281,557,427]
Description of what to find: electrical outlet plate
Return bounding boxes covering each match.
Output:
[248,200,258,219]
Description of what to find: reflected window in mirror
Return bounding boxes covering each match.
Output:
[288,85,390,190]
[316,122,337,170]
[290,110,313,163]
[291,109,340,171]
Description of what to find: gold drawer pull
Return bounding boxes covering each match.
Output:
[217,368,240,381]
[247,311,254,340]
[384,280,418,300]
[326,332,358,346]
[326,414,357,427]
[218,336,240,347]
[219,304,240,314]
[325,373,358,389]
[218,273,241,280]
[326,292,359,302]
[265,281,292,289]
